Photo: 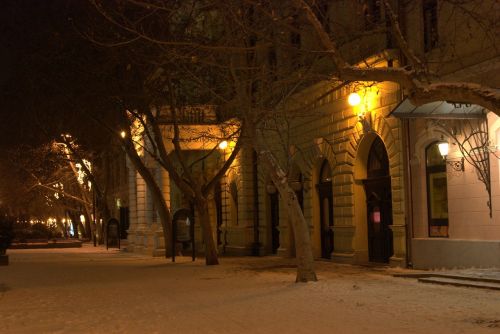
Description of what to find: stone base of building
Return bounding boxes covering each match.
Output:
[412,238,500,269]
[389,256,406,268]
[331,251,356,264]
[277,247,294,258]
[223,245,253,256]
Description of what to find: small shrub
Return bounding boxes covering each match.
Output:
[12,221,61,241]
[0,216,14,252]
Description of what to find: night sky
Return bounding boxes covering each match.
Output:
[0,0,118,149]
[1,1,62,147]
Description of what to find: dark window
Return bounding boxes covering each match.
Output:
[426,142,448,237]
[320,160,332,183]
[290,14,301,48]
[363,0,382,30]
[423,0,438,51]
[229,181,239,225]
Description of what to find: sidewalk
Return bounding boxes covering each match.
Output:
[1,245,499,333]
[394,267,500,290]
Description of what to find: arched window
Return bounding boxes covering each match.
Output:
[320,160,332,183]
[426,142,449,237]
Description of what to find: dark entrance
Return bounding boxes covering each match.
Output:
[171,208,196,262]
[119,207,129,239]
[269,191,280,254]
[317,160,334,259]
[362,137,393,263]
[214,182,223,246]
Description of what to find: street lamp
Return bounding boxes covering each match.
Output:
[348,92,361,106]
[218,140,228,150]
[438,142,449,157]
[438,141,464,171]
[348,91,371,132]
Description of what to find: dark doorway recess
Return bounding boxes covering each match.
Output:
[119,207,129,239]
[269,192,280,254]
[362,137,393,263]
[317,160,334,259]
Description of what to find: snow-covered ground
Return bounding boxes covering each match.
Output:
[0,244,499,334]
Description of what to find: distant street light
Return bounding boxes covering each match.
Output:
[218,140,228,150]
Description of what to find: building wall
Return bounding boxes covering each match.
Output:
[401,0,500,269]
[255,76,406,266]
[124,0,499,269]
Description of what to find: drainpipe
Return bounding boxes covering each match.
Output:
[403,117,414,268]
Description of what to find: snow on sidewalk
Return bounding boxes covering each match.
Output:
[1,245,499,334]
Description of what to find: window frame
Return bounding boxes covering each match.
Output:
[425,141,449,238]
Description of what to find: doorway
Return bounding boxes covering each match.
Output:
[362,137,393,263]
[317,160,334,259]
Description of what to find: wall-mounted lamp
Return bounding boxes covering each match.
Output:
[438,141,464,171]
[218,140,228,150]
[120,131,126,139]
[348,92,361,106]
[348,92,371,132]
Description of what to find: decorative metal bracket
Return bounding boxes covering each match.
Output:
[445,157,464,172]
[358,115,372,133]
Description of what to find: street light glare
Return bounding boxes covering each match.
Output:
[348,92,361,106]
[219,140,228,150]
[120,131,126,139]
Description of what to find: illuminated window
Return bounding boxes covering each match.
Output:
[426,142,449,237]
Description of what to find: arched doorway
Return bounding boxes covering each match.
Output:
[317,160,334,259]
[268,186,280,254]
[362,137,393,263]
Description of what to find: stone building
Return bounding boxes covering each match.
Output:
[125,0,500,269]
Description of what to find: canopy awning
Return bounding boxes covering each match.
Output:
[390,99,485,119]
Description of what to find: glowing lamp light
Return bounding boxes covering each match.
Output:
[348,92,361,106]
[120,131,126,139]
[438,142,449,158]
[219,140,228,150]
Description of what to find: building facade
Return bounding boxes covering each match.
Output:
[125,0,500,269]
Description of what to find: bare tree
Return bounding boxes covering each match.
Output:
[85,0,499,282]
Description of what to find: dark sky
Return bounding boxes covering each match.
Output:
[0,0,109,149]
[1,1,66,147]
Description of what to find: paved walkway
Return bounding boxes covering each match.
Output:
[1,244,500,333]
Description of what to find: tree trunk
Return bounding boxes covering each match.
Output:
[195,197,219,265]
[122,140,172,257]
[254,135,317,282]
